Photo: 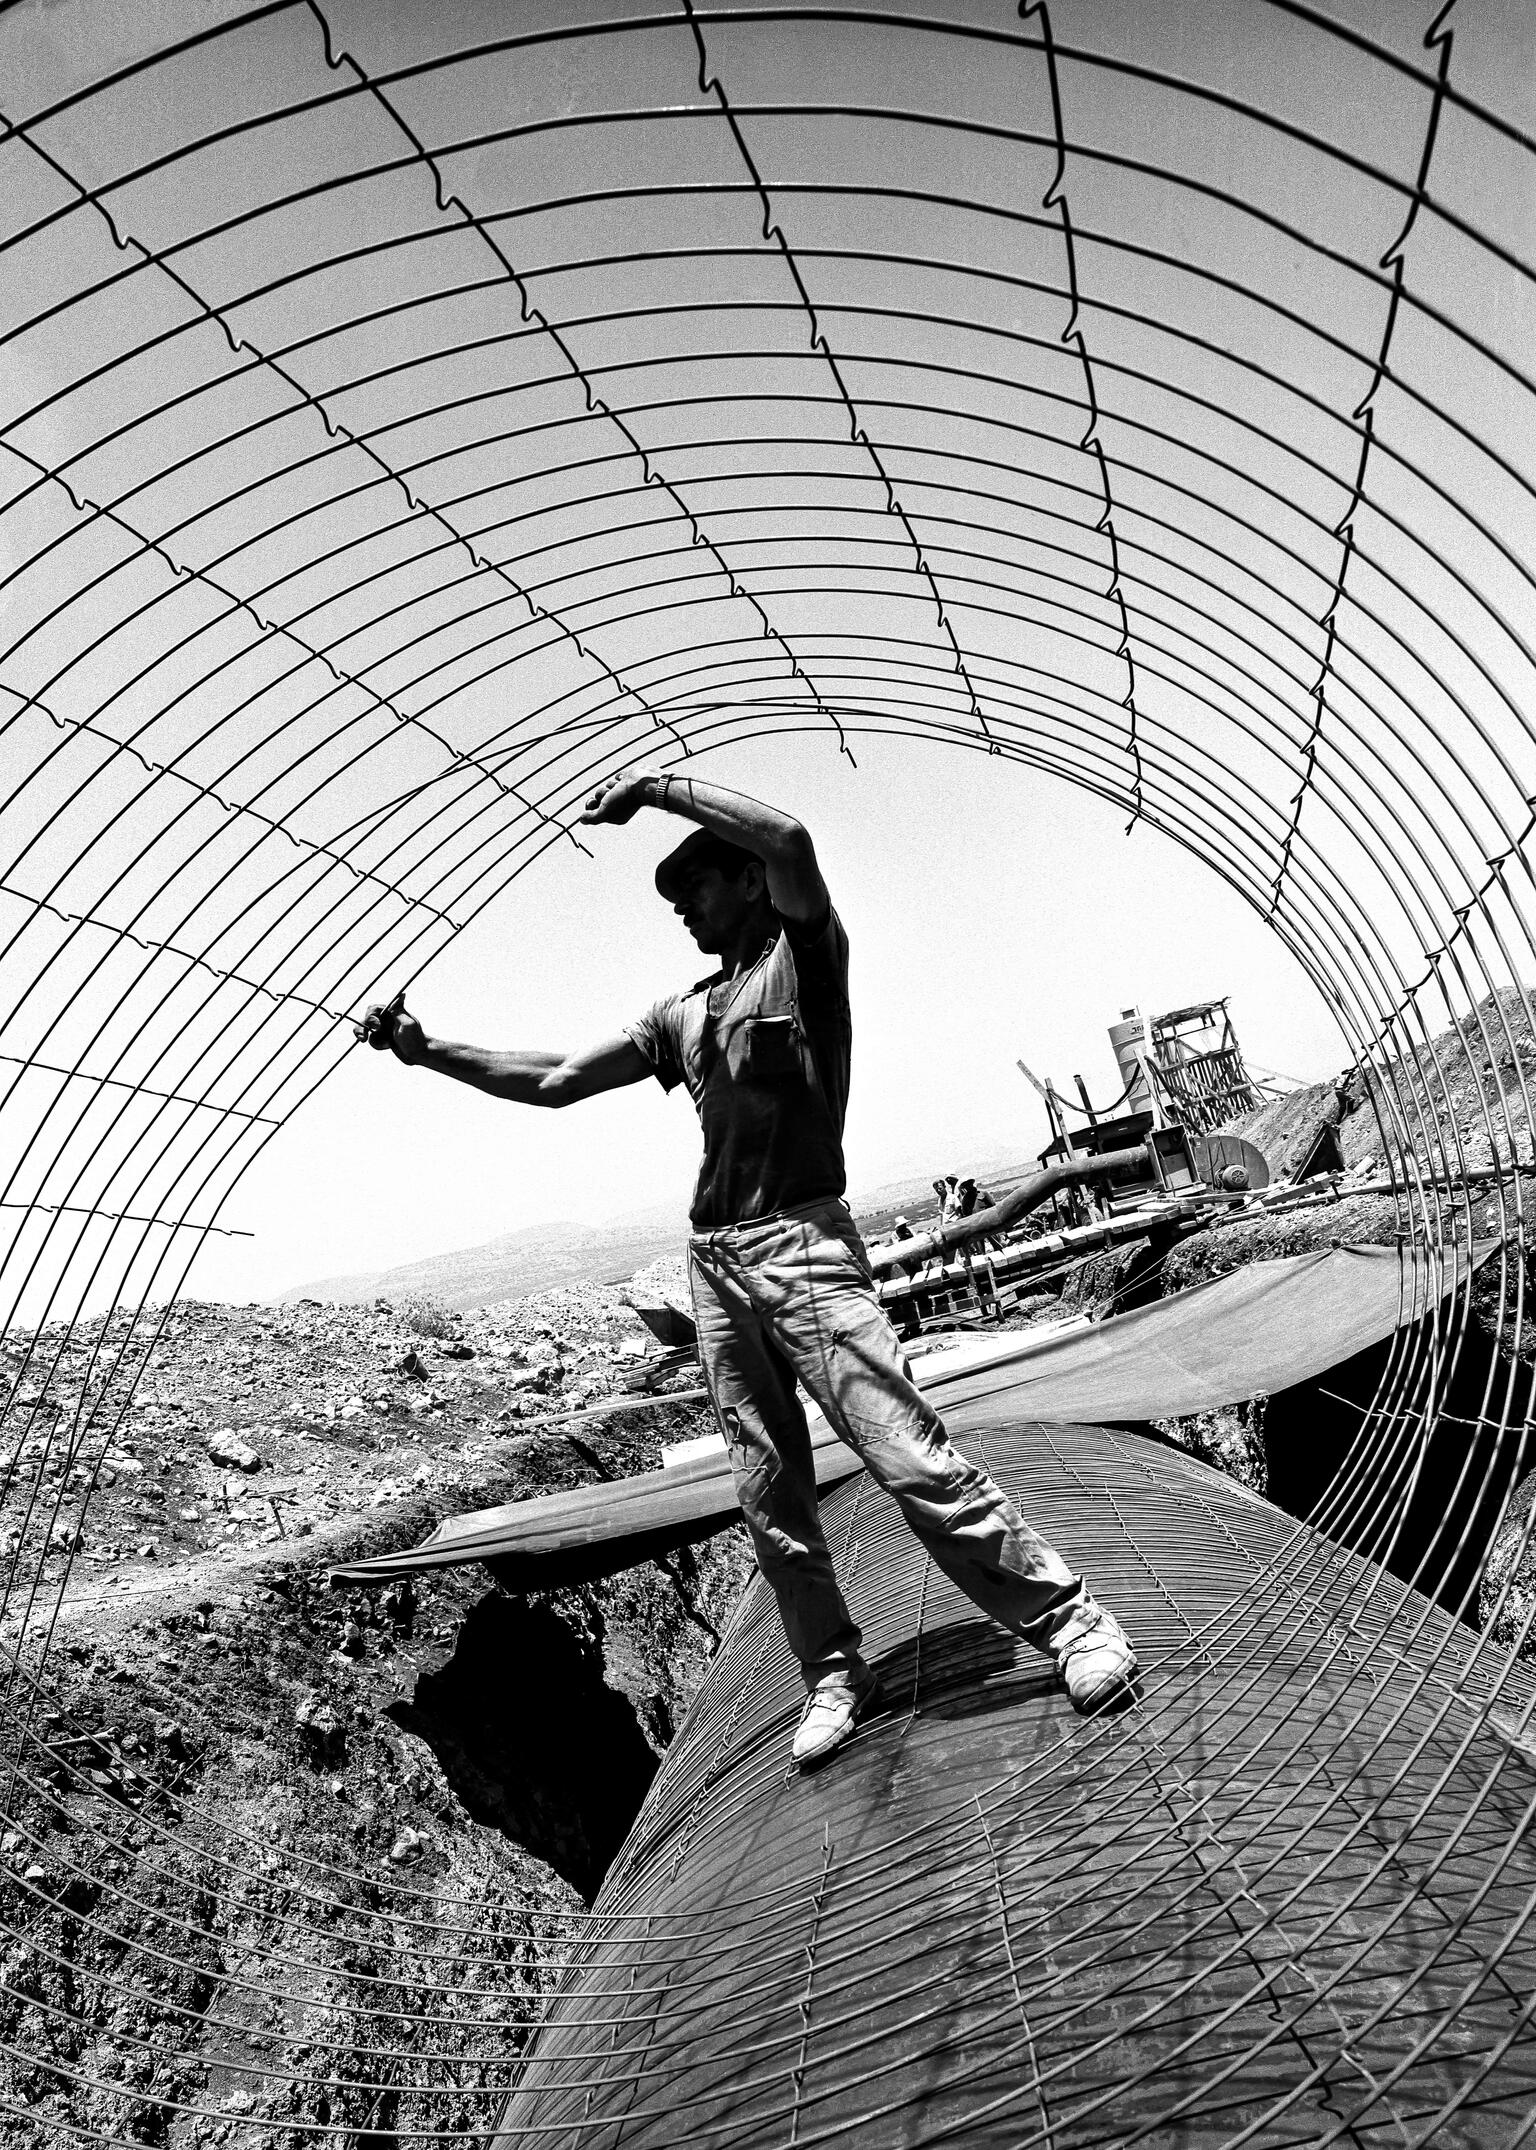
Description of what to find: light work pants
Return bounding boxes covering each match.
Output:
[688,1198,1082,1689]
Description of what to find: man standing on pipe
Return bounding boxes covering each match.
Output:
[358,769,1138,1767]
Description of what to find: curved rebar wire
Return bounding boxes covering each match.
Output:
[9,391,1523,1178]
[2,81,1523,872]
[0,662,1505,1651]
[3,0,1536,2142]
[0,718,1523,2115]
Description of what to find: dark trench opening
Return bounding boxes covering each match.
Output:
[388,1593,660,1903]
[1265,1315,1536,1622]
[1112,1313,1536,1628]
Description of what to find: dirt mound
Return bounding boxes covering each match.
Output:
[1223,985,1536,1182]
[1225,1080,1359,1180]
[284,1216,692,1311]
[1160,1194,1402,1291]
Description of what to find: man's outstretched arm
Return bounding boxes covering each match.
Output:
[355,1004,651,1107]
[579,766,830,924]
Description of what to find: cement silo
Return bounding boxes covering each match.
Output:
[1107,1007,1155,1116]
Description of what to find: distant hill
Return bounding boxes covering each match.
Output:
[279,1147,1047,1308]
[278,1215,690,1312]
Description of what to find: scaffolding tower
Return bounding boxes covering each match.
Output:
[1147,1000,1261,1134]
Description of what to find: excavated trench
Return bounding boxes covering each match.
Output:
[390,1594,661,1906]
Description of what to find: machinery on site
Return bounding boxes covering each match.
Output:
[871,1001,1275,1333]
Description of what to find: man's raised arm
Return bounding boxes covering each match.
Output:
[354,1003,651,1108]
[579,765,830,924]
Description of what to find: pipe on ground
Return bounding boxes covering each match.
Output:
[866,1143,1153,1276]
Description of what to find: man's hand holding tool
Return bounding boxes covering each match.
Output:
[578,765,668,827]
[354,990,426,1063]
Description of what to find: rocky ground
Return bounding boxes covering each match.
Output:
[1,1272,706,1589]
[0,1275,751,2148]
[1482,1471,1536,1654]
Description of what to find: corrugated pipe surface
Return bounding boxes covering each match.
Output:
[498,1422,1536,2146]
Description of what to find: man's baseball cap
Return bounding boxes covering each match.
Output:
[654,826,763,903]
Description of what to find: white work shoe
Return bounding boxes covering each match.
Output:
[1048,1597,1139,1713]
[792,1667,882,1770]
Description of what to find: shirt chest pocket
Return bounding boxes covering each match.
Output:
[726,1011,804,1084]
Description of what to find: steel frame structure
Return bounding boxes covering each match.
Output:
[2,0,1536,2141]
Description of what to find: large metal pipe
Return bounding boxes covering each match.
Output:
[866,1143,1153,1276]
[874,1198,1191,1305]
[496,1422,1536,2146]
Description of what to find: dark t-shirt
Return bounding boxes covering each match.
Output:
[624,908,852,1228]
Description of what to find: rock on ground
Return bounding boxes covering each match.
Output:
[1153,1399,1269,1497]
[1481,1470,1536,1659]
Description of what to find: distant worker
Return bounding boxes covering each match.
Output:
[931,1175,951,1224]
[973,1184,1002,1247]
[949,1177,1006,1252]
[358,768,1137,1767]
[891,1214,921,1281]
